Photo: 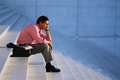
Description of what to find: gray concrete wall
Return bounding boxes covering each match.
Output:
[2,0,119,36]
[77,0,119,56]
[0,0,120,56]
[0,0,4,4]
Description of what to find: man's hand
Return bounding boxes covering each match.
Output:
[45,26,49,31]
[46,41,53,50]
[45,25,52,41]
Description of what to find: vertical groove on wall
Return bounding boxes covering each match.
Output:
[115,0,117,35]
[24,0,25,16]
[114,0,117,55]
[35,0,37,20]
[76,0,79,38]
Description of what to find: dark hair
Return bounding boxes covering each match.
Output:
[36,16,49,24]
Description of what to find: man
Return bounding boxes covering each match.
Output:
[17,16,61,72]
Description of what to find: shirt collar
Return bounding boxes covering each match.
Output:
[34,23,41,30]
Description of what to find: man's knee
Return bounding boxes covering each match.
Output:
[30,43,49,54]
[44,43,49,47]
[42,43,49,49]
[42,43,52,52]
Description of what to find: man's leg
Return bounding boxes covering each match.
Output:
[30,43,61,72]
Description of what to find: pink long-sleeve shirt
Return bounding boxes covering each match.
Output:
[17,23,49,44]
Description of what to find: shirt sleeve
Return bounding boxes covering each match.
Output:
[40,31,50,41]
[28,25,46,43]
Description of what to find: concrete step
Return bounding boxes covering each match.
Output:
[0,16,26,78]
[0,57,28,80]
[75,61,112,80]
[27,54,47,80]
[51,31,115,80]
[53,50,75,80]
[64,56,103,80]
[53,50,113,80]
[0,15,22,74]
[0,11,16,24]
[46,53,63,80]
[0,5,39,80]
[0,13,21,39]
[0,8,11,15]
[0,5,6,10]
[0,10,12,20]
[64,56,85,80]
[21,17,34,30]
[66,56,109,80]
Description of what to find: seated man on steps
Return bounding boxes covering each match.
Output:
[17,16,61,72]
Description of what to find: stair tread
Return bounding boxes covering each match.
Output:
[0,6,6,10]
[27,54,47,80]
[0,13,20,37]
[0,11,16,23]
[0,16,25,77]
[0,11,13,20]
[0,57,28,80]
[53,50,75,80]
[75,61,112,80]
[53,50,113,80]
[46,55,63,80]
[0,8,10,14]
[64,56,86,80]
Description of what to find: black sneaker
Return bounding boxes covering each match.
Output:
[45,65,61,72]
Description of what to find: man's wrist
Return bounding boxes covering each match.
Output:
[45,30,49,31]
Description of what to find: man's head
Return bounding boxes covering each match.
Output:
[36,16,49,30]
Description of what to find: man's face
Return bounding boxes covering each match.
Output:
[39,20,49,30]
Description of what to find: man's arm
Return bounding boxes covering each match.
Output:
[45,30,53,50]
[45,25,53,50]
[45,30,52,42]
[46,41,53,50]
